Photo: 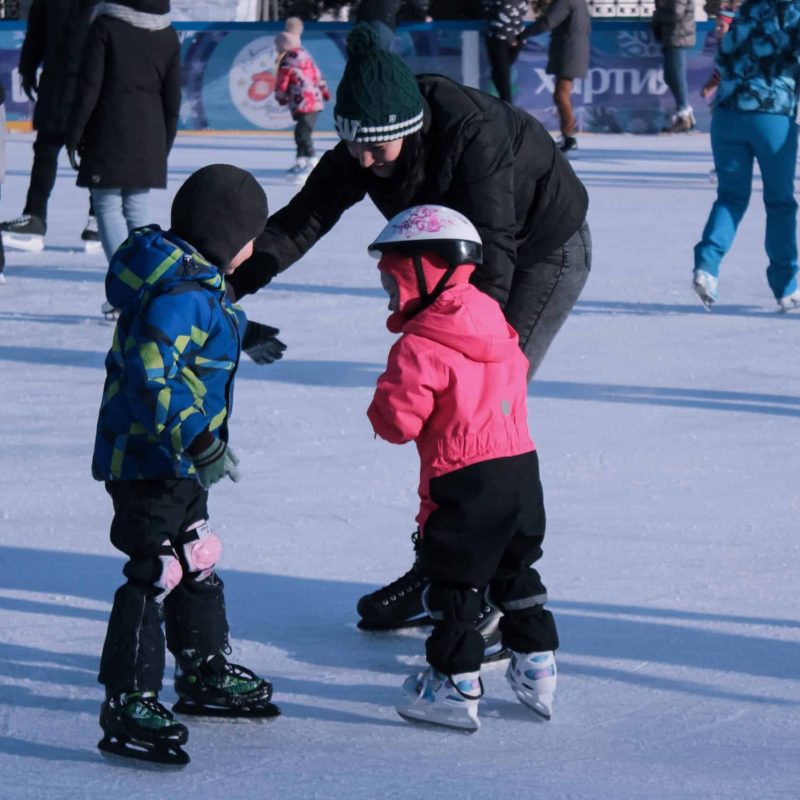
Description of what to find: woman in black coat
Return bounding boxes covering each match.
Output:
[229,24,592,636]
[66,0,181,263]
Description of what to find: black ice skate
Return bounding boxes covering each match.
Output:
[98,690,190,767]
[476,600,510,663]
[356,532,431,631]
[173,653,280,719]
[0,214,46,252]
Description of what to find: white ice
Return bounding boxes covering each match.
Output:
[0,130,798,799]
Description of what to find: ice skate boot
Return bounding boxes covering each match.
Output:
[0,214,46,252]
[173,653,280,718]
[356,532,430,630]
[98,690,190,766]
[397,667,482,732]
[663,108,696,134]
[557,135,578,153]
[505,649,557,720]
[692,269,718,310]
[286,157,307,176]
[778,289,800,312]
[101,300,121,320]
[476,598,509,663]
[81,215,102,253]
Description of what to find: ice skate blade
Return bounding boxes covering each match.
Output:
[513,692,552,721]
[396,707,480,733]
[84,240,103,254]
[172,698,281,719]
[357,613,433,631]
[98,735,190,767]
[1,233,45,252]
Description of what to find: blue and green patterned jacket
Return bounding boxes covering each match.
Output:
[715,0,800,116]
[92,226,247,481]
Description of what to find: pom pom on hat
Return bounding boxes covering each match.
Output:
[284,16,304,35]
[334,23,423,143]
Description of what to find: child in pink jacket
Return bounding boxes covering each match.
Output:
[274,22,331,183]
[366,205,560,732]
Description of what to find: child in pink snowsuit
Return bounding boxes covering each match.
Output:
[366,205,560,732]
[274,23,331,181]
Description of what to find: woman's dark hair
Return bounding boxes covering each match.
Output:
[395,131,428,205]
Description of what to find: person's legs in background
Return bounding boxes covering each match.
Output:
[486,35,516,104]
[751,114,800,308]
[662,46,695,132]
[553,77,577,152]
[92,188,130,262]
[121,189,150,236]
[693,109,753,306]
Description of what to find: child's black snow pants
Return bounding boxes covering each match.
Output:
[419,449,559,676]
[98,479,229,694]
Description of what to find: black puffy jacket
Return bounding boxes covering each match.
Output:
[66,11,181,189]
[229,74,588,308]
[18,0,96,134]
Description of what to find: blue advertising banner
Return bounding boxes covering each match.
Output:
[0,20,718,134]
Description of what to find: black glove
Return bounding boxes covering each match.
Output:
[20,72,37,102]
[67,147,80,171]
[242,320,286,365]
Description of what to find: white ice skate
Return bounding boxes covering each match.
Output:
[81,216,102,253]
[397,667,482,732]
[692,269,718,310]
[101,300,120,320]
[506,649,557,720]
[778,289,800,312]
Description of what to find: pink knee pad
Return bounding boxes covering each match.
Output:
[182,519,222,581]
[154,550,183,602]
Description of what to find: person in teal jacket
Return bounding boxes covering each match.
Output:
[92,164,285,767]
[693,0,800,311]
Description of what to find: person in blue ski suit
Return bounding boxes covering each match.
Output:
[692,0,800,311]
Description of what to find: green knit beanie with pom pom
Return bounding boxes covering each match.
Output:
[334,23,424,143]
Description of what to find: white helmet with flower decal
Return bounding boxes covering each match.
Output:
[368,205,483,267]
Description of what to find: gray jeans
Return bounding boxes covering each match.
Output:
[504,220,592,380]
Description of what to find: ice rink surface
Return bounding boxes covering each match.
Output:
[0,130,798,799]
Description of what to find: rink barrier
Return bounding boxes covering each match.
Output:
[0,20,717,134]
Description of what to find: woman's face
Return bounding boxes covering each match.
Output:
[346,139,404,178]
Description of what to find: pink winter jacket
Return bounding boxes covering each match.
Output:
[274,46,330,115]
[367,281,535,530]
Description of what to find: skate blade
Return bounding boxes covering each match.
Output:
[172,698,281,719]
[1,233,45,252]
[357,614,433,631]
[513,692,552,721]
[98,735,190,767]
[396,708,479,733]
[83,240,103,254]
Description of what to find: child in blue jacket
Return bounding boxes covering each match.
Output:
[92,164,285,767]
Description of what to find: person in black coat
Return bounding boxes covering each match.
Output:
[519,0,591,153]
[228,24,591,636]
[66,0,181,267]
[355,0,432,49]
[0,0,98,252]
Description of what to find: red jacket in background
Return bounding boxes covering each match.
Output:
[274,46,330,116]
[367,254,534,531]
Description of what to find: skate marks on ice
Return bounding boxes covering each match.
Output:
[570,298,800,319]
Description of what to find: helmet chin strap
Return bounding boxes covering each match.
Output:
[412,254,457,314]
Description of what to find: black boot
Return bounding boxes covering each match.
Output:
[356,532,430,630]
[173,653,280,718]
[98,690,190,766]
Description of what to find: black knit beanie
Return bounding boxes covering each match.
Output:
[334,23,423,143]
[170,164,268,269]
